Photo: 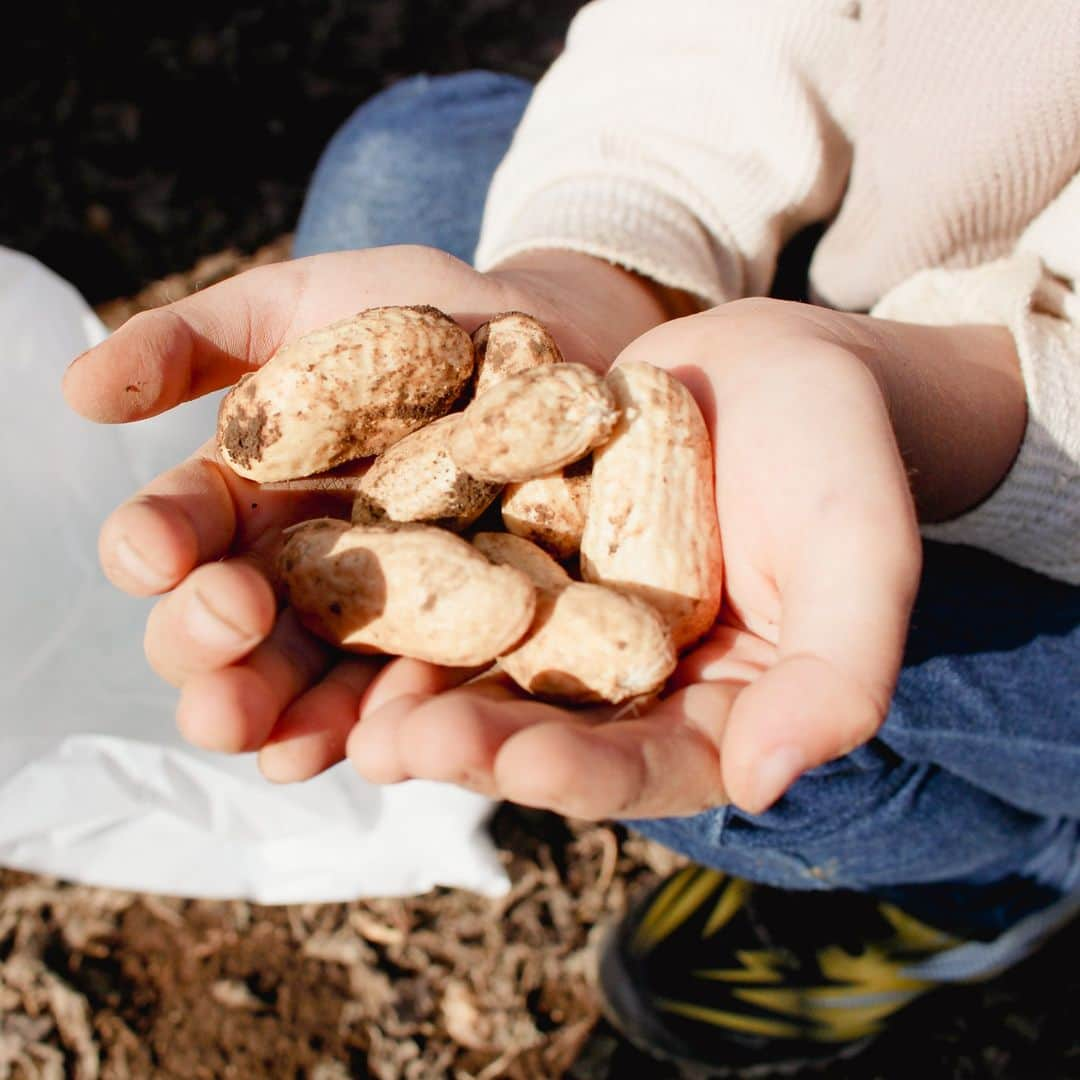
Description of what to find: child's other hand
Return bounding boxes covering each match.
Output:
[349,299,925,816]
[361,295,1025,818]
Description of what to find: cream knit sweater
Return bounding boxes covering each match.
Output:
[474,0,1080,583]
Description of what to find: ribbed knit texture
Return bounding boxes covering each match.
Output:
[474,0,1080,582]
[476,0,860,303]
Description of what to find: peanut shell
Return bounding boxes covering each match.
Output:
[501,461,591,559]
[474,532,676,704]
[280,519,535,666]
[450,362,618,483]
[472,532,572,593]
[473,310,564,398]
[218,305,473,482]
[580,360,723,651]
[353,414,501,531]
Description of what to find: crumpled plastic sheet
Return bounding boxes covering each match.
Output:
[0,247,509,902]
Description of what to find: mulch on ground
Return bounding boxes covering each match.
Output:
[2,802,1078,1079]
[0,809,684,1079]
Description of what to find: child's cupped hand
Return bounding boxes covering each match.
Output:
[61,244,659,785]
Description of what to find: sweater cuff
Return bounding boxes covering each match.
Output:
[872,254,1080,584]
[474,176,739,309]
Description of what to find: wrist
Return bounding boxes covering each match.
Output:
[704,299,1028,523]
[857,317,1027,522]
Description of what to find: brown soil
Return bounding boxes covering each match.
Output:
[2,804,1079,1079]
[0,809,685,1080]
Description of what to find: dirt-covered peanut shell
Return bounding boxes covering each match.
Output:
[352,414,501,532]
[581,360,723,651]
[501,459,591,560]
[474,532,676,704]
[473,310,563,398]
[279,519,535,667]
[218,305,473,483]
[450,362,618,484]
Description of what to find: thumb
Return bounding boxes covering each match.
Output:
[62,258,302,424]
[721,523,920,815]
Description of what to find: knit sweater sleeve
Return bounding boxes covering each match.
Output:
[871,172,1080,584]
[473,0,859,305]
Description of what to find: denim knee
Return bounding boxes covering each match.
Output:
[294,71,533,260]
[624,740,1073,894]
[878,544,1080,820]
[627,543,1080,895]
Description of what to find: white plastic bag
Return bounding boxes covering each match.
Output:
[0,248,508,902]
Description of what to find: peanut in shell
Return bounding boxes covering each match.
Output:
[474,310,586,555]
[450,362,618,484]
[280,519,535,667]
[218,305,473,483]
[353,414,501,532]
[474,532,676,704]
[580,360,723,651]
[472,532,572,593]
[501,460,591,560]
[473,310,564,398]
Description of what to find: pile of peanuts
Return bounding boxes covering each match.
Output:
[217,305,722,706]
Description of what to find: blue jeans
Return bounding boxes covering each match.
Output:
[295,73,1080,942]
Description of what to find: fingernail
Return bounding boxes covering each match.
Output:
[188,589,256,649]
[114,536,174,592]
[258,744,303,785]
[751,745,805,813]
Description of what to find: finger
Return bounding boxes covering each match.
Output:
[62,258,309,423]
[722,519,921,816]
[270,652,481,790]
[176,609,332,753]
[389,682,555,796]
[144,559,277,686]
[258,659,381,783]
[346,671,514,787]
[99,437,353,596]
[98,449,232,595]
[492,682,736,819]
[344,695,423,785]
[358,656,489,721]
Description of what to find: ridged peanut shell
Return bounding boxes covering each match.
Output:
[450,362,618,483]
[353,414,501,531]
[501,461,591,559]
[474,532,676,704]
[218,305,473,482]
[580,360,723,651]
[280,519,535,666]
[473,310,564,398]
